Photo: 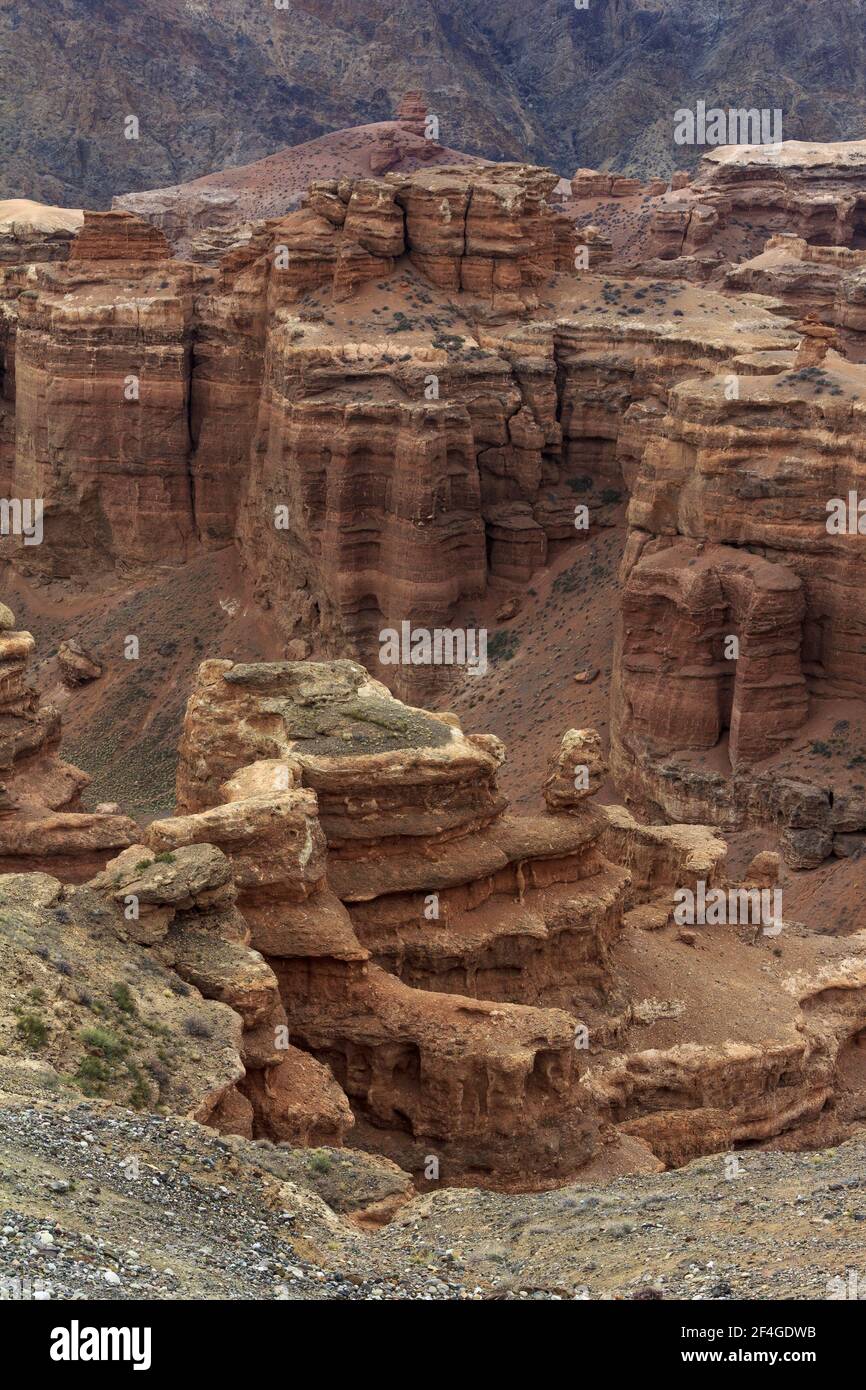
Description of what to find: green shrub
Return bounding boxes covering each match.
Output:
[75,1055,111,1094]
[126,1063,151,1110]
[78,1025,127,1059]
[16,1013,48,1048]
[109,983,136,1014]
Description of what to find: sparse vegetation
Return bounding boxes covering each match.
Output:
[183,1016,213,1040]
[110,982,136,1014]
[16,1013,49,1048]
[488,630,521,663]
[78,1025,128,1059]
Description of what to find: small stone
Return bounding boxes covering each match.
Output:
[495,596,521,622]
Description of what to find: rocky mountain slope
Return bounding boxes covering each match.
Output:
[5,0,866,207]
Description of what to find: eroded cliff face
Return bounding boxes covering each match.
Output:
[158,658,610,1184]
[0,169,799,717]
[717,234,866,366]
[531,141,866,864]
[2,212,210,573]
[611,349,866,864]
[642,140,866,270]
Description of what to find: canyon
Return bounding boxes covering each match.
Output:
[5,120,866,1234]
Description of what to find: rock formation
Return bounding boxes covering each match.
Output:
[724,235,866,361]
[1,163,597,701]
[571,170,649,200]
[0,200,83,264]
[0,606,135,877]
[2,215,210,572]
[612,348,866,865]
[145,658,615,1183]
[7,155,847,858]
[644,140,866,270]
[113,96,480,261]
[67,657,856,1186]
[7,144,866,949]
[87,838,352,1146]
[57,638,102,687]
[4,631,866,1193]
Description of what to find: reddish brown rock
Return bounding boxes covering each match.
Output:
[57,638,102,686]
[159,656,637,1182]
[0,166,795,710]
[0,608,136,877]
[616,540,808,772]
[69,210,171,262]
[543,728,607,808]
[645,140,866,268]
[611,352,866,864]
[148,655,866,1183]
[6,249,208,571]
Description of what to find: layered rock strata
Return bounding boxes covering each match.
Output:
[5,645,866,1187]
[99,655,864,1187]
[645,141,866,268]
[544,731,866,1168]
[0,169,799,712]
[0,200,83,264]
[726,234,866,361]
[2,217,210,572]
[6,157,866,865]
[612,351,866,864]
[87,839,352,1145]
[149,657,619,1183]
[111,95,478,258]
